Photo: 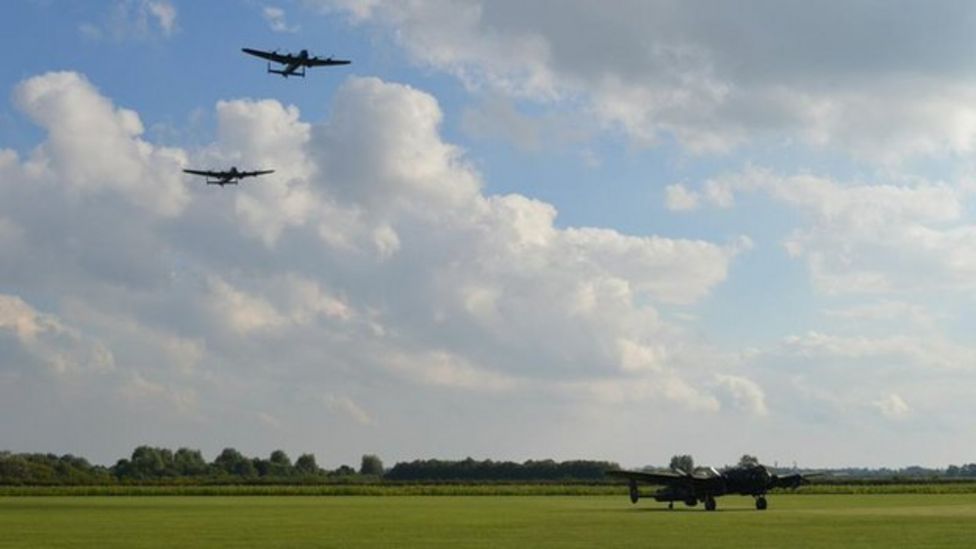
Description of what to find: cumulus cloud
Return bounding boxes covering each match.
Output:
[206,274,352,335]
[874,393,911,420]
[677,166,976,296]
[460,96,591,151]
[665,184,700,212]
[714,374,767,416]
[324,394,374,425]
[779,331,976,371]
[147,1,177,35]
[80,0,178,41]
[320,0,976,159]
[0,71,751,463]
[263,6,299,33]
[0,294,115,375]
[14,72,188,216]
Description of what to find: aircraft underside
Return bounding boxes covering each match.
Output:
[652,491,768,511]
[628,480,768,511]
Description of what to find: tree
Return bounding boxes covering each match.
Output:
[173,448,207,476]
[269,450,293,476]
[360,454,384,476]
[333,464,356,476]
[129,446,167,478]
[270,450,292,467]
[669,454,694,473]
[214,448,255,477]
[295,454,320,475]
[738,454,760,468]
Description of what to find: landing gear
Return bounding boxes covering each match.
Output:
[629,480,639,504]
[668,501,674,510]
[704,496,717,511]
[755,496,768,510]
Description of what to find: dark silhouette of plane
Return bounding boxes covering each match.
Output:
[182,167,274,186]
[606,463,818,511]
[242,48,351,78]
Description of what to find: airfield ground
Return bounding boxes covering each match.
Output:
[2,494,975,548]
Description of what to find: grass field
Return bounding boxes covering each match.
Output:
[2,494,975,548]
[3,481,976,497]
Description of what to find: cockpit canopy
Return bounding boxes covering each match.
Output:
[692,466,721,478]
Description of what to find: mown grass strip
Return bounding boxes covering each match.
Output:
[4,494,976,548]
[0,484,621,497]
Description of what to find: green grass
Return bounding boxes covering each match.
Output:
[4,482,976,497]
[2,494,976,548]
[0,484,622,497]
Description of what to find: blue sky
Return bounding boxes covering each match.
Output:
[2,0,976,469]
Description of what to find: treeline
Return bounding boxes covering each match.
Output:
[0,448,615,485]
[0,447,382,486]
[6,448,976,486]
[0,453,112,485]
[812,464,976,479]
[385,458,619,482]
[111,447,342,481]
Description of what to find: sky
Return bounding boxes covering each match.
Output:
[2,0,976,469]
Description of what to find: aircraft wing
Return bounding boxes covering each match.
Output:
[307,57,352,66]
[239,169,275,178]
[242,48,292,64]
[769,472,821,489]
[606,469,691,485]
[183,169,223,178]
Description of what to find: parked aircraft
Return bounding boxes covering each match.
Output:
[607,463,818,511]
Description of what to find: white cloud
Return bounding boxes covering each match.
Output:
[385,350,520,392]
[779,331,976,371]
[324,394,375,425]
[665,183,700,212]
[147,1,177,36]
[320,1,976,160]
[80,0,178,41]
[823,300,941,333]
[0,294,115,375]
[14,72,188,216]
[874,393,911,420]
[0,71,753,464]
[263,6,299,33]
[682,166,976,296]
[559,375,721,413]
[460,96,591,151]
[714,374,768,416]
[119,372,197,414]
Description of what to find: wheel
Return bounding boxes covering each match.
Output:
[756,496,767,510]
[705,497,717,511]
[628,480,639,504]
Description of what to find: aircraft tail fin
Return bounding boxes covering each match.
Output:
[267,65,305,78]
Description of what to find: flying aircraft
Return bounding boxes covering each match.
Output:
[606,463,818,511]
[182,167,274,186]
[242,48,351,78]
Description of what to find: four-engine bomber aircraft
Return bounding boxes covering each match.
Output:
[242,48,351,78]
[606,463,818,511]
[182,167,274,186]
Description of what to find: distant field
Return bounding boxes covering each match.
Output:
[2,494,976,548]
